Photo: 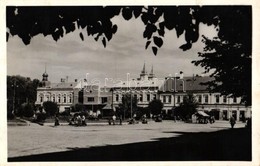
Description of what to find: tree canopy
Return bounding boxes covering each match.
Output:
[6,6,252,105]
[148,99,163,116]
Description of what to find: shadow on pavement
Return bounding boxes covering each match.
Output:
[8,128,251,162]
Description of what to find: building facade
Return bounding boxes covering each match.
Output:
[159,75,252,121]
[35,65,251,121]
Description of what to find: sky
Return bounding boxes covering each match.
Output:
[7,14,218,85]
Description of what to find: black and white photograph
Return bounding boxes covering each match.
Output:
[2,1,260,165]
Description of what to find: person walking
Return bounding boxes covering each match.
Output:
[112,115,116,125]
[54,115,60,126]
[230,115,236,129]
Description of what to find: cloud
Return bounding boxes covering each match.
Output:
[7,14,217,84]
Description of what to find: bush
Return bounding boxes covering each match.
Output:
[43,101,58,116]
[16,103,34,117]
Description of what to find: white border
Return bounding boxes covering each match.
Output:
[1,0,259,166]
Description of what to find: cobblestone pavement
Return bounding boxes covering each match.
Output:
[8,120,246,158]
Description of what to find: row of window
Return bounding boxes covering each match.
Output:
[115,94,157,102]
[161,95,238,104]
[86,97,108,103]
[197,95,237,104]
[39,94,73,103]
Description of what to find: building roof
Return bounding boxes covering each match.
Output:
[160,76,214,92]
[50,82,78,89]
[113,78,164,89]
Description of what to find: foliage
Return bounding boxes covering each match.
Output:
[70,103,84,112]
[175,93,198,121]
[16,102,34,117]
[148,99,163,116]
[43,101,58,116]
[7,75,40,116]
[192,7,252,106]
[6,6,252,105]
[118,93,138,119]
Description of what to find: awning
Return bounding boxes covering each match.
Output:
[197,111,210,117]
[102,103,115,110]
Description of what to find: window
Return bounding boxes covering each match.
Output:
[147,94,150,102]
[177,96,181,103]
[116,95,119,102]
[58,95,61,103]
[163,96,166,103]
[101,97,107,103]
[63,95,66,103]
[198,95,202,103]
[168,95,172,103]
[40,96,43,102]
[69,95,72,103]
[153,94,156,100]
[233,97,237,103]
[216,95,219,103]
[88,97,94,102]
[223,95,227,103]
[52,95,55,102]
[204,95,208,103]
[139,94,143,102]
[47,96,49,101]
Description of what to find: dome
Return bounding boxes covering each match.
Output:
[42,72,48,77]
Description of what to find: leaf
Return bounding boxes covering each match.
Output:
[143,23,157,39]
[145,41,151,49]
[112,24,117,34]
[179,42,192,51]
[133,7,142,18]
[122,7,132,20]
[105,31,112,41]
[79,32,84,41]
[102,37,106,48]
[152,46,158,55]
[153,36,163,48]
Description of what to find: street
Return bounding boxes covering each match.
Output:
[8,120,251,161]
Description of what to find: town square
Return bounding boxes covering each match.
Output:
[4,4,257,165]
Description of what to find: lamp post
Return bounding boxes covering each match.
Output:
[11,79,19,115]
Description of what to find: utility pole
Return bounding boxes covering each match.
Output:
[11,79,18,115]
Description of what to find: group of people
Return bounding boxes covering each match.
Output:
[69,114,87,126]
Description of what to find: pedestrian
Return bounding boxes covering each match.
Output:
[230,116,236,129]
[112,115,116,125]
[82,115,87,126]
[54,115,60,126]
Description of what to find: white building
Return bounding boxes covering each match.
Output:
[159,75,251,121]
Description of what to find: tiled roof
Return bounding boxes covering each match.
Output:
[50,82,78,89]
[159,76,214,92]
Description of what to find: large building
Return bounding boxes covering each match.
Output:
[112,64,163,108]
[35,64,251,121]
[159,75,252,121]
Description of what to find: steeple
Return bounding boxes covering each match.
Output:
[141,62,147,75]
[40,64,51,87]
[140,62,148,80]
[42,63,48,81]
[148,65,155,79]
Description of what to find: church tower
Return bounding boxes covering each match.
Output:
[140,63,148,80]
[40,65,51,87]
[148,65,155,80]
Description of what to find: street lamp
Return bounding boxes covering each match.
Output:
[11,79,19,115]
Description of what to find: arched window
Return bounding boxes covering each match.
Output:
[53,94,56,102]
[63,95,67,103]
[69,94,72,103]
[40,95,43,102]
[58,95,61,103]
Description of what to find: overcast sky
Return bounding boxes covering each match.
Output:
[7,15,218,85]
